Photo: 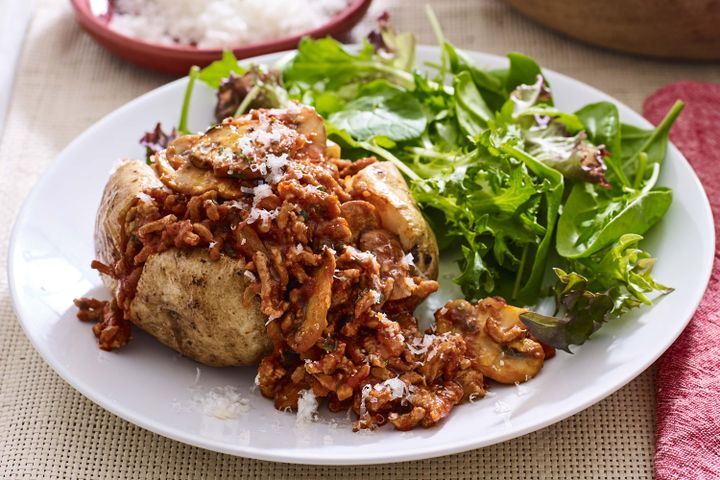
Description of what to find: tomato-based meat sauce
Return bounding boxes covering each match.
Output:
[76,103,552,431]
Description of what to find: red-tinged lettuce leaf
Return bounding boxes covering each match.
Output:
[367,11,416,72]
[215,67,285,121]
[520,268,614,352]
[140,123,177,163]
[524,123,609,188]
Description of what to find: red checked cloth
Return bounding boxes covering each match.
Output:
[645,82,720,480]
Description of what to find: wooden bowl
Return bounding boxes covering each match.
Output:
[69,0,373,75]
[506,0,720,60]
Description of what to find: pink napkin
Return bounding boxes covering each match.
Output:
[644,82,720,480]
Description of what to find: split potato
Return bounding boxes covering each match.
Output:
[350,162,439,280]
[95,161,272,366]
[95,158,439,367]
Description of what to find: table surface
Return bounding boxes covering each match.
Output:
[1,1,719,478]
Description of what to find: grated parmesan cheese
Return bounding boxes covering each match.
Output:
[252,183,273,203]
[264,153,289,184]
[275,102,305,115]
[493,400,512,414]
[195,385,250,420]
[296,389,319,425]
[400,252,415,268]
[407,334,436,356]
[377,378,410,400]
[343,246,379,267]
[359,384,372,417]
[515,383,533,397]
[245,207,279,226]
[243,270,256,282]
[136,192,154,204]
[248,160,268,176]
[250,374,260,393]
[360,378,413,417]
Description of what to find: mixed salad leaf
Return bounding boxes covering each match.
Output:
[171,11,682,352]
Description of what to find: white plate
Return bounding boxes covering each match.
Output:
[8,46,714,465]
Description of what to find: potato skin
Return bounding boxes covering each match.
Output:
[94,160,271,366]
[131,249,272,366]
[350,162,440,280]
[95,160,163,295]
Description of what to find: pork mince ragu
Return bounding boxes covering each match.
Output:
[76,103,552,431]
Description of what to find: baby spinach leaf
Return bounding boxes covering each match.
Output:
[576,102,621,155]
[283,37,371,86]
[556,182,672,258]
[444,42,508,111]
[506,52,546,96]
[328,81,426,142]
[453,71,493,137]
[575,101,628,187]
[621,100,684,187]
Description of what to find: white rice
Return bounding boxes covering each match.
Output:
[110,0,351,49]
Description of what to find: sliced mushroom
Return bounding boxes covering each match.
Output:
[435,298,546,384]
[152,149,244,200]
[288,248,336,353]
[271,104,327,158]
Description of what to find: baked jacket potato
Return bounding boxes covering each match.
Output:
[91,105,439,367]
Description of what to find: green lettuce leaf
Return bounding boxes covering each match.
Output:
[283,37,414,91]
[198,51,246,89]
[571,233,673,314]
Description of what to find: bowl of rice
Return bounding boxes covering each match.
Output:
[70,0,373,74]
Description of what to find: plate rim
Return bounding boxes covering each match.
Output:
[7,45,716,465]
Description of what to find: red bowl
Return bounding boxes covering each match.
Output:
[69,0,373,75]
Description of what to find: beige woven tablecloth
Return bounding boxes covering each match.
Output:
[2,1,720,478]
